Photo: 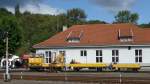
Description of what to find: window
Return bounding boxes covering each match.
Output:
[96,50,102,56]
[120,38,133,42]
[112,50,119,56]
[118,29,133,42]
[45,51,52,63]
[68,38,80,43]
[135,49,142,63]
[81,50,87,56]
[96,57,102,63]
[112,50,119,63]
[96,50,103,63]
[67,31,83,43]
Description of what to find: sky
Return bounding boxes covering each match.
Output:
[0,0,150,24]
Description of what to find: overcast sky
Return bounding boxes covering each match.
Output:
[0,0,149,24]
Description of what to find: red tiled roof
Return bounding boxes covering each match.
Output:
[67,30,82,39]
[119,28,133,37]
[33,23,150,48]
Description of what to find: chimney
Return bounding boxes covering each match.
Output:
[63,25,67,31]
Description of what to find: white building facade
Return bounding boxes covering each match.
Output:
[34,24,150,67]
[35,45,150,67]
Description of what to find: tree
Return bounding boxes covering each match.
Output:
[67,8,86,20]
[140,23,150,28]
[86,20,107,24]
[0,7,109,56]
[0,29,7,39]
[23,11,31,15]
[115,10,139,24]
[0,8,12,17]
[0,16,22,57]
[130,13,139,23]
[15,4,21,17]
[67,8,87,26]
[19,14,60,52]
[55,13,68,32]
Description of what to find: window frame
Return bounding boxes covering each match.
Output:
[96,50,102,56]
[45,51,52,63]
[80,50,87,56]
[96,50,103,63]
[135,49,142,63]
[112,50,119,63]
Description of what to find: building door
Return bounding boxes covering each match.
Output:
[45,51,52,63]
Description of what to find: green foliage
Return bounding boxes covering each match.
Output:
[115,10,139,24]
[67,8,86,20]
[0,8,12,17]
[15,4,21,17]
[140,23,150,28]
[0,7,107,56]
[18,13,69,53]
[67,8,87,26]
[0,16,22,57]
[86,20,107,24]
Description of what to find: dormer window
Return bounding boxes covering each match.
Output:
[118,29,133,42]
[67,38,80,43]
[66,30,83,43]
[119,36,133,42]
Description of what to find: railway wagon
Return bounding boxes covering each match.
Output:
[28,54,108,71]
[28,54,140,72]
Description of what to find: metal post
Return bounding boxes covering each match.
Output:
[119,72,122,84]
[4,32,11,82]
[64,55,67,81]
[20,72,23,79]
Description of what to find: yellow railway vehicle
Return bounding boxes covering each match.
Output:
[28,54,65,71]
[67,63,107,68]
[66,63,107,71]
[28,55,108,71]
[28,56,43,71]
[28,54,141,72]
[112,63,141,71]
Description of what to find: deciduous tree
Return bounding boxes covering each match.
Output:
[115,10,139,24]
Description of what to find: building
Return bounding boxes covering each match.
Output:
[33,23,150,67]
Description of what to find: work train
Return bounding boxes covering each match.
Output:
[0,54,141,71]
[28,53,141,72]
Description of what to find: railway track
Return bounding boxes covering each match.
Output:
[0,74,150,84]
[0,70,150,84]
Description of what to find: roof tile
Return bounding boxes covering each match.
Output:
[33,23,150,48]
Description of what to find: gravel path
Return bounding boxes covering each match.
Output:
[0,80,98,84]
